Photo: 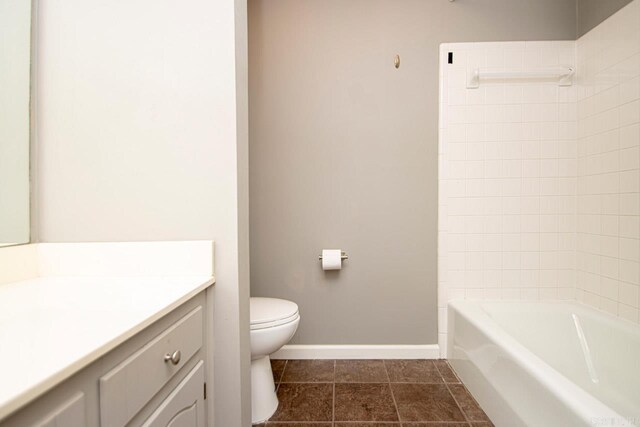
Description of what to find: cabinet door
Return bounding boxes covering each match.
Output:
[142,361,205,427]
[33,393,85,427]
[166,405,197,427]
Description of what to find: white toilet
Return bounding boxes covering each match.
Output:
[250,297,300,424]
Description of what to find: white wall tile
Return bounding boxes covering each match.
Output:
[440,15,640,346]
[439,40,579,340]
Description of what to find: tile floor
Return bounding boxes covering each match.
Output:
[256,359,493,426]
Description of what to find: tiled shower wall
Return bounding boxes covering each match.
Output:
[576,0,640,322]
[438,1,640,354]
[438,41,578,352]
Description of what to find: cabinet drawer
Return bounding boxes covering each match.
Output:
[99,306,203,427]
[142,361,204,427]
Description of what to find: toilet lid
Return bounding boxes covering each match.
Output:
[250,297,299,330]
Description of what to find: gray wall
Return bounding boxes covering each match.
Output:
[578,0,634,36]
[248,0,577,345]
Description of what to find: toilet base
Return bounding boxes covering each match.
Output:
[251,355,279,424]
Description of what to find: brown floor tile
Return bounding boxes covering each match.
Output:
[403,424,469,427]
[280,360,335,382]
[448,384,491,422]
[271,359,286,383]
[433,360,460,383]
[268,424,333,427]
[264,359,489,427]
[335,424,400,427]
[334,383,399,422]
[385,360,443,383]
[391,383,466,422]
[269,383,333,422]
[336,360,388,382]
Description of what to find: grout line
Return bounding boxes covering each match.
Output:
[277,381,336,383]
[385,360,402,424]
[446,364,493,425]
[332,359,336,426]
[444,381,472,425]
[439,360,474,426]
[389,380,448,384]
[435,360,462,384]
[276,360,288,392]
[446,360,462,383]
[267,422,364,425]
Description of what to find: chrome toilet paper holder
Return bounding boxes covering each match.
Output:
[318,252,348,261]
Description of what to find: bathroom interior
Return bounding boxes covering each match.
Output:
[0,0,639,426]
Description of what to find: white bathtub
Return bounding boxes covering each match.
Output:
[447,301,640,427]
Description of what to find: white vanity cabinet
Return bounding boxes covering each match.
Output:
[0,291,210,427]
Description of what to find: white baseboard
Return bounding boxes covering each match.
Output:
[271,344,440,360]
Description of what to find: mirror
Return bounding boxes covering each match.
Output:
[0,0,31,246]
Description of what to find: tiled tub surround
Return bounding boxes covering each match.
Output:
[256,359,493,426]
[438,0,640,354]
[576,0,640,322]
[438,40,579,352]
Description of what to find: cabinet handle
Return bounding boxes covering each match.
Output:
[164,350,181,365]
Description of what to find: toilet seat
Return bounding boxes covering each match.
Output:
[250,297,299,331]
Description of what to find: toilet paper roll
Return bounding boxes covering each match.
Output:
[322,249,342,271]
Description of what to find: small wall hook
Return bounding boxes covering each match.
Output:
[394,54,400,69]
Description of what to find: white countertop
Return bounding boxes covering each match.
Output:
[0,275,214,421]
